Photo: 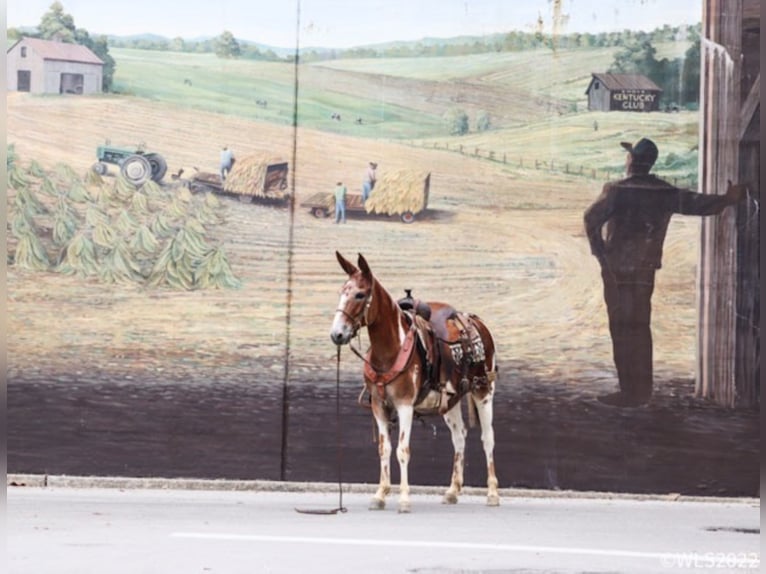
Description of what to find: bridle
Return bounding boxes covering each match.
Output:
[336,288,373,339]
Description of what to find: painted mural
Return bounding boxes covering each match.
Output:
[6,0,759,497]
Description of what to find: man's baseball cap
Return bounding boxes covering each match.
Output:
[620,138,658,167]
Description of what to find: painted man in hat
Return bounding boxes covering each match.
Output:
[584,137,747,407]
[361,161,378,203]
[220,145,235,181]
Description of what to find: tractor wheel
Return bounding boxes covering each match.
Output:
[312,207,330,218]
[91,162,108,175]
[120,154,152,186]
[145,153,168,182]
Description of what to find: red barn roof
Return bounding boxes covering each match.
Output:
[585,73,662,94]
[9,37,104,65]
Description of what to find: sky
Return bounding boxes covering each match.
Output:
[7,0,703,49]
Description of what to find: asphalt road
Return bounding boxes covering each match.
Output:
[7,485,760,574]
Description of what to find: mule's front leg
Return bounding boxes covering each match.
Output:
[395,405,414,513]
[369,403,392,510]
[442,403,466,504]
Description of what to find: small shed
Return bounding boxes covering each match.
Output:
[585,73,662,112]
[6,37,104,95]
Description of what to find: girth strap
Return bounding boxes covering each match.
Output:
[364,325,417,399]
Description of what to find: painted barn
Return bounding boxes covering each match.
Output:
[585,73,663,112]
[696,0,760,408]
[6,37,104,95]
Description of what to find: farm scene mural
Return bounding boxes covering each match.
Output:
[6,0,759,497]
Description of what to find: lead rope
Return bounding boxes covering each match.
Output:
[334,344,348,513]
[295,345,347,515]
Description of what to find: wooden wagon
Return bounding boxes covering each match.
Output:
[188,154,290,205]
[301,171,430,223]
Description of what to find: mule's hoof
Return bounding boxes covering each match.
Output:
[369,498,386,511]
[487,494,500,507]
[398,502,411,514]
[442,492,458,505]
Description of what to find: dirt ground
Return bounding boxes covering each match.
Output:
[6,94,759,495]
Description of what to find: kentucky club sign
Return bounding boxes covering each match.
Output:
[610,89,660,111]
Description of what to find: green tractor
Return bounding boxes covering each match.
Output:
[91,141,168,186]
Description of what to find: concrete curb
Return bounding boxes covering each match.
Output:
[7,474,759,505]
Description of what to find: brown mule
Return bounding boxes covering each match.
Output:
[330,252,500,512]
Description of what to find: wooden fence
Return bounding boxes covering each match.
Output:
[412,140,699,189]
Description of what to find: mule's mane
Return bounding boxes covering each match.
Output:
[368,273,406,329]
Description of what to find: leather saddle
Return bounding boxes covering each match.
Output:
[398,290,488,412]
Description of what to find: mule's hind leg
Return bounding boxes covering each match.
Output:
[394,405,415,513]
[473,390,500,506]
[369,402,392,510]
[441,403,467,504]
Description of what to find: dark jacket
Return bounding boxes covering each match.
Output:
[584,174,735,272]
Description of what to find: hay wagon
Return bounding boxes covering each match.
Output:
[302,170,430,223]
[187,155,290,205]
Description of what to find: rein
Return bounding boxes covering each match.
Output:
[294,345,347,515]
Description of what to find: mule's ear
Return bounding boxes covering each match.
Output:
[357,253,372,279]
[336,251,358,276]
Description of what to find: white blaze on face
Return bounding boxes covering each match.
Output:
[330,284,354,344]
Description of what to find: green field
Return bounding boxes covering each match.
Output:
[110,43,698,183]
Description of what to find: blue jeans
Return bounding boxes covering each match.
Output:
[335,200,346,223]
[362,181,373,202]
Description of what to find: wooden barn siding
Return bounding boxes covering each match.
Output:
[6,46,46,92]
[734,8,760,406]
[697,0,759,407]
[7,42,102,94]
[588,85,611,111]
[42,60,103,94]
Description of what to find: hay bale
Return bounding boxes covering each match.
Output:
[223,154,286,198]
[364,170,430,215]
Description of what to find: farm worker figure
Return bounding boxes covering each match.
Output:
[584,137,747,408]
[220,146,235,181]
[361,161,378,203]
[334,181,347,224]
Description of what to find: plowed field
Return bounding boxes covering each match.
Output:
[10,93,756,496]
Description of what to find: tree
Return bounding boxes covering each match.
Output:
[609,38,659,75]
[38,1,76,42]
[36,2,116,92]
[87,34,116,92]
[679,36,701,107]
[446,108,469,136]
[475,110,491,132]
[170,37,186,52]
[214,31,241,59]
[8,28,24,43]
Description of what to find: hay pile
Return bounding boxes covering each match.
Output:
[223,154,287,198]
[7,146,240,291]
[364,170,430,215]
